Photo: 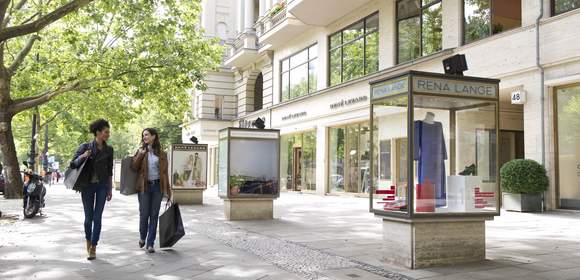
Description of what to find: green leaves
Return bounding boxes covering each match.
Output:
[4,0,223,165]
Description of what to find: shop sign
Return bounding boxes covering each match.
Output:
[281,111,307,121]
[230,130,278,139]
[238,117,266,129]
[371,76,409,100]
[330,96,368,109]
[172,144,208,152]
[413,76,498,99]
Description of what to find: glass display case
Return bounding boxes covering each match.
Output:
[370,71,500,218]
[170,144,208,190]
[218,128,280,199]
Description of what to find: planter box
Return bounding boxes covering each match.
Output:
[502,193,542,212]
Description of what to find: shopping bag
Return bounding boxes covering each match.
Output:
[159,201,185,248]
[64,160,86,190]
[120,156,138,195]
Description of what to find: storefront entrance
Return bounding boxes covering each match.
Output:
[281,131,316,191]
[329,122,374,194]
[555,84,580,209]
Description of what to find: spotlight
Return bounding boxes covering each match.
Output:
[443,54,468,76]
[190,136,198,144]
[252,117,265,129]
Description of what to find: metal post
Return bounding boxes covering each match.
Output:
[28,112,37,170]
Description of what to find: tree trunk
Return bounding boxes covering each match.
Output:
[0,115,23,199]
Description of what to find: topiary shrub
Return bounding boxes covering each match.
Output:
[500,159,548,194]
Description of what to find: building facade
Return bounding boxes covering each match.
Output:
[185,0,580,210]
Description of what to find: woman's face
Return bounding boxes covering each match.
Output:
[97,127,111,141]
[143,130,156,145]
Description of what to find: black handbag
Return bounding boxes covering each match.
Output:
[159,200,185,248]
[120,156,138,195]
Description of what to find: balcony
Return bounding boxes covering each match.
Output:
[288,0,373,26]
[224,31,261,68]
[255,3,309,50]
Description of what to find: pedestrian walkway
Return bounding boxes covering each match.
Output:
[1,184,580,280]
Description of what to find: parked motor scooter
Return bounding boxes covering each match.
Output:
[22,162,46,218]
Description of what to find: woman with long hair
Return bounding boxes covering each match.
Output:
[131,128,171,253]
[70,119,114,260]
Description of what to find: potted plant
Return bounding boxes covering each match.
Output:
[268,1,286,17]
[500,159,548,212]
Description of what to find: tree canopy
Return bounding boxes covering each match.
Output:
[0,0,223,198]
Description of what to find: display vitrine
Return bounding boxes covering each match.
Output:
[370,71,500,218]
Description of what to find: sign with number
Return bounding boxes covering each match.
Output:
[511,90,526,104]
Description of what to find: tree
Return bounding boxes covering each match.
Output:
[0,0,223,198]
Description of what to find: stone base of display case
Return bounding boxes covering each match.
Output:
[382,216,491,269]
[172,189,204,205]
[224,198,274,220]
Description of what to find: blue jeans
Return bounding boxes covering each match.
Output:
[82,183,107,246]
[138,182,163,247]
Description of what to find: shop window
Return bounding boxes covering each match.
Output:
[396,0,442,64]
[214,95,224,119]
[553,0,580,15]
[329,13,379,86]
[463,0,522,45]
[254,73,263,111]
[281,44,318,102]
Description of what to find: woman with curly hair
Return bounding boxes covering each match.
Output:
[70,119,114,260]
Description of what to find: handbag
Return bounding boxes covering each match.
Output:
[64,160,87,190]
[159,200,185,248]
[120,156,138,195]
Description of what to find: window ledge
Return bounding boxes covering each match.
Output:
[544,7,580,24]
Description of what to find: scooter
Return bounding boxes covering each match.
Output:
[22,162,46,218]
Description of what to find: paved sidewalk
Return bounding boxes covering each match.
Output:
[2,184,580,280]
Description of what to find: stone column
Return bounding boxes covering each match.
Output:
[442,0,461,50]
[236,0,244,34]
[244,0,255,31]
[259,0,266,17]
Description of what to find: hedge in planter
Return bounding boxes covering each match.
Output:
[500,159,548,194]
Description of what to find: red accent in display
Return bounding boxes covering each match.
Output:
[416,179,435,212]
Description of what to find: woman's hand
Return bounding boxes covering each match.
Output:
[80,150,92,159]
[107,191,112,201]
[138,148,147,155]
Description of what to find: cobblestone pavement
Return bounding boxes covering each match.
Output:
[192,219,411,280]
[0,184,407,280]
[3,184,580,280]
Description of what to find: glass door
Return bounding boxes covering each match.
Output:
[556,84,580,209]
[346,124,360,193]
[293,147,303,191]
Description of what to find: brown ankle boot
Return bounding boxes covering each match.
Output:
[86,240,91,254]
[87,245,96,260]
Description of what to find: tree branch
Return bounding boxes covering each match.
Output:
[1,0,30,29]
[0,0,94,43]
[39,108,68,127]
[0,1,11,28]
[8,67,160,113]
[7,34,39,75]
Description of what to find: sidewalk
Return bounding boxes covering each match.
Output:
[1,184,580,280]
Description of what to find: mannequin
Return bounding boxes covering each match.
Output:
[423,112,435,124]
[414,111,447,208]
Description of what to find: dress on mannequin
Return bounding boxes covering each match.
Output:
[414,112,447,207]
